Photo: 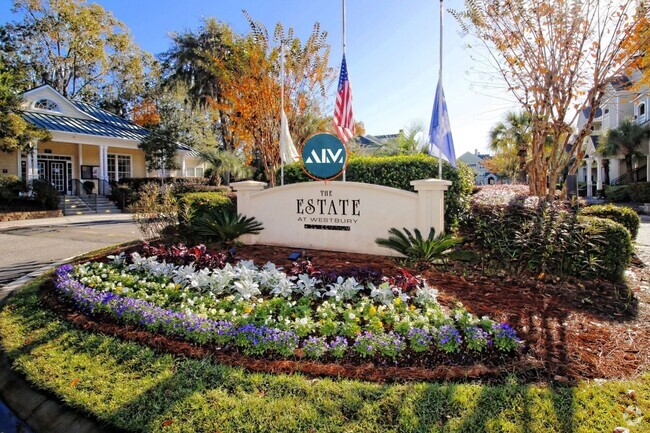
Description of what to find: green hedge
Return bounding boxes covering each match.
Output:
[628,182,650,203]
[178,192,234,216]
[280,154,475,227]
[466,189,633,281]
[578,216,633,281]
[580,204,640,239]
[604,185,630,202]
[117,177,208,192]
[0,175,25,203]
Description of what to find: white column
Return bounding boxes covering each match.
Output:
[16,151,21,180]
[25,148,32,181]
[99,145,108,181]
[410,179,453,235]
[181,155,186,177]
[78,144,83,178]
[646,139,650,182]
[31,141,39,180]
[596,157,603,191]
[586,159,593,197]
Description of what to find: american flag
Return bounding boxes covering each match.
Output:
[333,54,354,143]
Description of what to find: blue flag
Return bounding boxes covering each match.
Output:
[428,80,456,167]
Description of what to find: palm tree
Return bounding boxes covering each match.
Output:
[489,111,532,183]
[599,119,650,184]
[199,148,251,186]
[375,121,426,156]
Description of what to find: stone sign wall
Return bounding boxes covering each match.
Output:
[231,179,451,256]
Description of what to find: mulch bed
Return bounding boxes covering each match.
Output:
[232,245,650,382]
[41,244,650,383]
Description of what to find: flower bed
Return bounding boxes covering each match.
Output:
[53,244,523,367]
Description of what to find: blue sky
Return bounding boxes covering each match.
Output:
[1,0,519,156]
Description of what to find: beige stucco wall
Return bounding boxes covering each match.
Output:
[232,179,451,256]
[0,141,147,180]
[0,150,20,177]
[106,146,147,178]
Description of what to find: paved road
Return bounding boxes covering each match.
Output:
[0,214,142,286]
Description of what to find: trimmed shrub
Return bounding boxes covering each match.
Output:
[578,216,633,281]
[171,183,230,195]
[178,192,234,216]
[580,204,640,239]
[0,175,25,203]
[465,185,633,281]
[604,185,630,202]
[627,182,650,203]
[31,179,60,210]
[280,154,475,227]
[117,177,208,194]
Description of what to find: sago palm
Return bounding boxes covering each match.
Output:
[191,208,263,247]
[375,227,468,267]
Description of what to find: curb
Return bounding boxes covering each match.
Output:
[0,255,113,433]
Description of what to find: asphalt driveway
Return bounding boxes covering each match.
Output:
[0,214,142,286]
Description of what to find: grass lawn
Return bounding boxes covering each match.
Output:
[0,278,648,433]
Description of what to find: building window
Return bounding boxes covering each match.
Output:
[184,166,205,178]
[107,154,131,181]
[638,103,646,117]
[33,98,60,111]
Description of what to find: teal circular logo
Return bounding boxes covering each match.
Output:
[301,133,347,180]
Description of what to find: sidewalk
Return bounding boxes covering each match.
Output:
[0,212,133,229]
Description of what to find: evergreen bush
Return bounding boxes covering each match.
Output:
[580,203,640,239]
[603,185,630,202]
[578,216,633,281]
[178,192,234,216]
[627,182,650,203]
[0,175,25,203]
[31,179,59,210]
[466,185,633,281]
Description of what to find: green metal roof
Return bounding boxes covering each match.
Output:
[22,102,149,141]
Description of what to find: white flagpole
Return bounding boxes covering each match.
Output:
[342,0,347,182]
[438,0,443,180]
[280,42,285,186]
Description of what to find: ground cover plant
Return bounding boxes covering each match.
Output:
[51,243,523,368]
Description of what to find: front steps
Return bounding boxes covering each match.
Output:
[59,195,122,216]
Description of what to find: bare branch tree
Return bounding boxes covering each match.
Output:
[454,0,649,198]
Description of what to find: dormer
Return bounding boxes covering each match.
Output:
[20,85,98,121]
[32,98,61,112]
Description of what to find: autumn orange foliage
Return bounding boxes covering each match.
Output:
[131,99,160,127]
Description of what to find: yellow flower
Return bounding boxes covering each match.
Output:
[394,298,402,306]
[369,306,377,316]
[244,307,253,314]
[409,305,415,311]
